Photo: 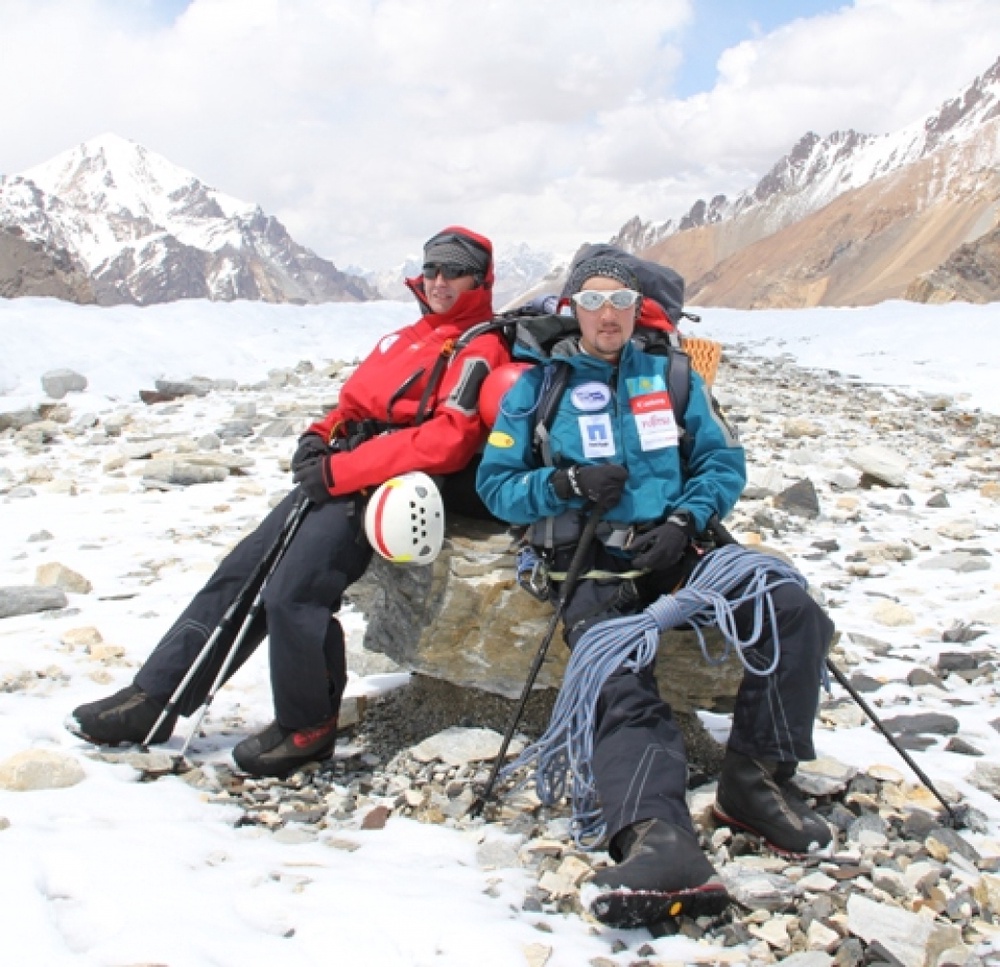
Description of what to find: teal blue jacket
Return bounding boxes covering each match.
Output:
[475,339,746,533]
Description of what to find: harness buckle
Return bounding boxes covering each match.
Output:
[516,544,551,601]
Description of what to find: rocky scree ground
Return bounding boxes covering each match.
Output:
[1,347,1000,966]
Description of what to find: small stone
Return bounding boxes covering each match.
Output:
[943,737,983,756]
[880,712,959,736]
[0,749,86,790]
[0,586,68,618]
[773,478,821,518]
[35,562,93,595]
[324,837,361,852]
[361,805,391,830]
[523,944,551,967]
[847,893,962,967]
[272,826,318,844]
[41,368,88,399]
[806,919,840,952]
[410,727,520,768]
[799,871,838,893]
[871,600,914,627]
[778,953,834,967]
[926,827,981,864]
[60,626,104,649]
[848,445,909,487]
[749,917,792,950]
[967,762,1000,798]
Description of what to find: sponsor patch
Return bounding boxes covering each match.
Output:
[570,382,612,412]
[630,391,678,451]
[488,431,515,448]
[630,391,672,415]
[579,414,615,459]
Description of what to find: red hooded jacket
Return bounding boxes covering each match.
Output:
[304,227,509,496]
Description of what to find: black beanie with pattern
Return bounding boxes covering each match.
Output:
[564,254,640,297]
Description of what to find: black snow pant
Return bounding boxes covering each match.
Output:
[135,489,372,730]
[557,543,835,845]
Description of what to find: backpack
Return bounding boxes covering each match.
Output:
[460,247,713,465]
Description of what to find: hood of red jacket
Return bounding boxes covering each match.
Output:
[405,226,495,326]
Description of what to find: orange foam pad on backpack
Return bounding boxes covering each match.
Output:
[680,336,722,387]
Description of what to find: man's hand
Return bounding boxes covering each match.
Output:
[293,456,336,505]
[551,463,629,510]
[628,513,696,570]
[291,433,331,473]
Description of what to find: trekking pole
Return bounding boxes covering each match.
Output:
[707,516,963,826]
[824,658,962,825]
[140,495,312,753]
[174,496,313,760]
[469,506,605,818]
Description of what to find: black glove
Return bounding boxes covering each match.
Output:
[628,513,697,571]
[293,455,336,505]
[551,463,628,510]
[291,433,331,473]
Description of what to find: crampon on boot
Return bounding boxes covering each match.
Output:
[584,819,730,929]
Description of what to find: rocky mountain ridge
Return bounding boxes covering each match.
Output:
[612,55,1000,308]
[0,134,376,306]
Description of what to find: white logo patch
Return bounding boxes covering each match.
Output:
[579,414,615,459]
[570,382,611,412]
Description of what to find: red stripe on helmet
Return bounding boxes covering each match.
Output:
[371,482,396,559]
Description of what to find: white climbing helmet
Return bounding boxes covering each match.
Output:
[364,471,445,565]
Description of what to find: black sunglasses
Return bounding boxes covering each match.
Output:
[423,264,473,281]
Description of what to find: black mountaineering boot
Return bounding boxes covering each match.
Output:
[67,684,177,746]
[713,748,832,855]
[232,717,338,779]
[586,819,730,929]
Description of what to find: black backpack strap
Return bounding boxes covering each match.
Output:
[412,318,518,426]
[532,361,571,467]
[666,346,690,434]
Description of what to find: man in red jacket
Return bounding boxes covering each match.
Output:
[69,226,509,778]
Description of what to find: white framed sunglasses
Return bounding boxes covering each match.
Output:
[570,288,641,311]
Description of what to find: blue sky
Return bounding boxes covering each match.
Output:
[2,0,999,266]
[675,0,850,96]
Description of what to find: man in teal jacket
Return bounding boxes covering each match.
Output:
[477,250,834,928]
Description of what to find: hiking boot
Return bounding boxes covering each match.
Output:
[713,748,832,855]
[232,717,337,779]
[586,819,730,928]
[67,684,177,746]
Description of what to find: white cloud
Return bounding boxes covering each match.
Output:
[2,0,999,267]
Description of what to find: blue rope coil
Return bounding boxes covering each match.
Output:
[502,543,809,848]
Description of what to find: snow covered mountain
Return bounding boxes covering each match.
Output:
[612,55,1000,308]
[0,134,376,306]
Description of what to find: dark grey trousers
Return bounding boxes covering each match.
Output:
[560,546,835,843]
[136,490,372,729]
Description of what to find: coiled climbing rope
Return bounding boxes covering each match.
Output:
[503,543,810,847]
